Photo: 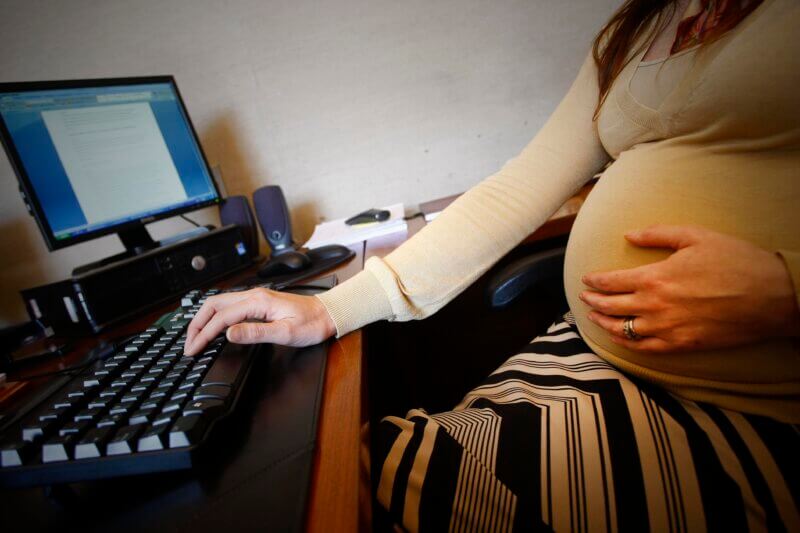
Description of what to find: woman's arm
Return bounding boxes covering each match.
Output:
[318,51,611,337]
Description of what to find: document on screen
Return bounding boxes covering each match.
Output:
[42,103,187,225]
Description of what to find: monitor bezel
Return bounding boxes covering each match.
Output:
[0,75,222,251]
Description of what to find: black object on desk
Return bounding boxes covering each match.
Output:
[257,244,355,282]
[345,208,390,225]
[0,281,335,533]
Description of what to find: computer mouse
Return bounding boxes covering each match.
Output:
[345,208,390,225]
[307,244,353,262]
[257,250,311,278]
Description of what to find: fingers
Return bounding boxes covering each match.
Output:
[227,321,293,346]
[586,311,673,353]
[586,311,647,337]
[185,292,267,355]
[582,265,651,293]
[625,225,701,250]
[580,290,644,316]
[185,291,251,351]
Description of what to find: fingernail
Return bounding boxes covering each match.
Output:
[586,312,596,323]
[579,292,587,302]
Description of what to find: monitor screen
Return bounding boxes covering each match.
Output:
[0,77,220,250]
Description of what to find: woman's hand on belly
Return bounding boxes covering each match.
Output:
[578,225,800,354]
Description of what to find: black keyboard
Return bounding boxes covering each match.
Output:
[0,287,260,488]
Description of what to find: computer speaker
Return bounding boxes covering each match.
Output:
[219,195,259,258]
[252,185,294,255]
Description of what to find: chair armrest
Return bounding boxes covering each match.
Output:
[486,246,566,309]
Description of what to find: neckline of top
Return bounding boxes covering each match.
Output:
[616,0,773,119]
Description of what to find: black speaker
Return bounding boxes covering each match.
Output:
[219,195,259,258]
[253,185,294,255]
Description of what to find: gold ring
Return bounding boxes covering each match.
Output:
[622,317,642,340]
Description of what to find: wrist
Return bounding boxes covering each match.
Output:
[313,295,338,339]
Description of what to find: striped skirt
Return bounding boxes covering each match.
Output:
[372,320,799,532]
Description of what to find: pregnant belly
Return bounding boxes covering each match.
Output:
[562,143,800,389]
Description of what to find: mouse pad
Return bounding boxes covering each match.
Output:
[256,246,356,290]
[0,282,335,533]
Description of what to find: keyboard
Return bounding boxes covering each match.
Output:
[0,287,261,488]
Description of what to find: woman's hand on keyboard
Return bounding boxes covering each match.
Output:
[183,288,336,355]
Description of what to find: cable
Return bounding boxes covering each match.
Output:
[403,212,425,221]
[181,214,202,227]
[11,334,136,383]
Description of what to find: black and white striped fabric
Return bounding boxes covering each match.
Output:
[373,320,799,532]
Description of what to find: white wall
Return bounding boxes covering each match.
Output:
[0,0,618,325]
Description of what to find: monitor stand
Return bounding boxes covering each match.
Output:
[72,225,159,276]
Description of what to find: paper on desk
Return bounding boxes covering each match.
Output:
[303,203,407,249]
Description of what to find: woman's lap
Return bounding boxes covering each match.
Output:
[373,320,800,532]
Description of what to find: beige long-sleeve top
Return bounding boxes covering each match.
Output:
[317,0,800,422]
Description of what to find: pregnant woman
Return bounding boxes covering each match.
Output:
[185,0,799,529]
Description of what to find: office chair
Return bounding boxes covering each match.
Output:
[486,245,567,311]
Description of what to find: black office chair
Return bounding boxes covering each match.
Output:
[486,245,567,311]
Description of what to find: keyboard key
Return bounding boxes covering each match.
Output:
[22,419,54,442]
[1,440,28,467]
[109,404,132,416]
[96,414,125,428]
[166,370,185,381]
[148,389,169,401]
[38,410,62,422]
[177,379,198,392]
[193,385,231,402]
[182,399,225,418]
[120,392,144,404]
[139,397,164,411]
[111,377,133,388]
[169,415,206,448]
[88,398,111,410]
[129,408,156,425]
[99,385,125,399]
[161,400,185,414]
[170,390,189,402]
[83,372,109,388]
[130,381,153,394]
[107,424,146,455]
[74,407,103,423]
[66,389,87,399]
[52,396,80,410]
[156,379,177,391]
[42,434,77,462]
[184,371,203,382]
[137,424,170,452]
[59,420,89,437]
[74,426,115,459]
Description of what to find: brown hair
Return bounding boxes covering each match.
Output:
[591,0,763,115]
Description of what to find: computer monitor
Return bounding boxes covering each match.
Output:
[0,76,221,261]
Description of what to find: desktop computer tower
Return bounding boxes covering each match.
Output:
[21,226,253,336]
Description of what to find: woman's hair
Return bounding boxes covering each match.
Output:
[591,0,763,114]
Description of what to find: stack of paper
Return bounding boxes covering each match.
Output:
[303,203,407,249]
